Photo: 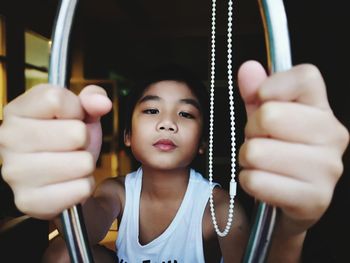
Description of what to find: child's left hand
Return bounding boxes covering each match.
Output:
[237,60,349,235]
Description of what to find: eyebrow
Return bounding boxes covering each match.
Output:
[138,95,201,111]
[179,98,201,111]
[138,95,160,104]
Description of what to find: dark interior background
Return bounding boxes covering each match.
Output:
[0,0,349,262]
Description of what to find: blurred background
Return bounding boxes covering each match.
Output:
[0,0,349,262]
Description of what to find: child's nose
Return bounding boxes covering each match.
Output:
[157,119,178,132]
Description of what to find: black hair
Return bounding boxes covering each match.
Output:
[124,64,209,142]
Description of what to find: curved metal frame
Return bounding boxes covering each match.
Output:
[48,0,292,262]
[243,1,292,262]
[49,1,93,262]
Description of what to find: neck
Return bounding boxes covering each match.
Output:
[140,166,190,201]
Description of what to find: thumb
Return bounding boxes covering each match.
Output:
[79,85,113,123]
[237,60,267,116]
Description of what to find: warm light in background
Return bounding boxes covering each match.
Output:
[0,16,7,121]
[24,31,50,90]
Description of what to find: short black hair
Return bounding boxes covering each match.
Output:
[124,64,209,142]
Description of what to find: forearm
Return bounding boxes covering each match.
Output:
[82,196,116,244]
[42,235,116,263]
[268,231,305,263]
[267,214,308,263]
[52,196,114,246]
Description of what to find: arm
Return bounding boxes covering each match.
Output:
[203,187,250,263]
[46,176,124,263]
[53,177,124,245]
[266,213,306,262]
[214,192,306,263]
[237,61,349,262]
[42,234,117,263]
[219,202,249,263]
[81,177,125,244]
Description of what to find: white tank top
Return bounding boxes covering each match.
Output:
[116,167,217,263]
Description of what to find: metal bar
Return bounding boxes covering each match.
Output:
[48,0,94,262]
[242,0,292,262]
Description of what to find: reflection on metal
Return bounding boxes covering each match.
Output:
[242,0,292,262]
[49,0,292,262]
[49,0,78,87]
[0,215,31,234]
[48,0,93,262]
[259,0,292,73]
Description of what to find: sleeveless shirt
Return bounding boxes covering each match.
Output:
[116,167,218,263]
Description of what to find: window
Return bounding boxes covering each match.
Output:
[25,31,50,90]
[0,16,6,120]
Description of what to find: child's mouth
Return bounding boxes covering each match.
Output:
[153,139,177,151]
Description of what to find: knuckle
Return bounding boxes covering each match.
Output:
[297,64,325,95]
[338,124,350,151]
[297,64,322,83]
[79,152,95,176]
[240,139,261,168]
[70,121,89,148]
[1,164,11,183]
[43,87,66,113]
[79,177,95,200]
[1,162,18,185]
[329,158,344,180]
[0,124,11,148]
[239,170,258,194]
[312,188,331,216]
[238,142,248,166]
[258,102,279,132]
[14,190,31,213]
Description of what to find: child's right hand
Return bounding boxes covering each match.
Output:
[0,84,112,219]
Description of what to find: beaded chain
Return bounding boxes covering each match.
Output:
[208,0,237,237]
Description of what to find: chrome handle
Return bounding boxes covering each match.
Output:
[243,1,292,262]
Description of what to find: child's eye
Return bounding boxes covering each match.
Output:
[143,109,159,114]
[179,111,194,119]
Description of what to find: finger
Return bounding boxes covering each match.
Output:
[239,138,343,183]
[0,118,89,152]
[244,101,342,145]
[14,177,95,220]
[79,85,113,123]
[1,151,95,187]
[4,84,84,120]
[237,60,268,116]
[239,169,333,220]
[258,64,331,110]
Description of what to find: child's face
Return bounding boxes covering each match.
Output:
[125,80,204,171]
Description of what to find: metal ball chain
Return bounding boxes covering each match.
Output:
[208,0,237,237]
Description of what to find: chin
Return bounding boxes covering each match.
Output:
[142,160,190,171]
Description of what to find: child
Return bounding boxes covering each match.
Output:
[0,60,348,262]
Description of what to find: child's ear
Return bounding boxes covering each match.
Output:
[124,130,131,147]
[198,141,206,155]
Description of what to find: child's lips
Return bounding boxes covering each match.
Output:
[153,139,177,151]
